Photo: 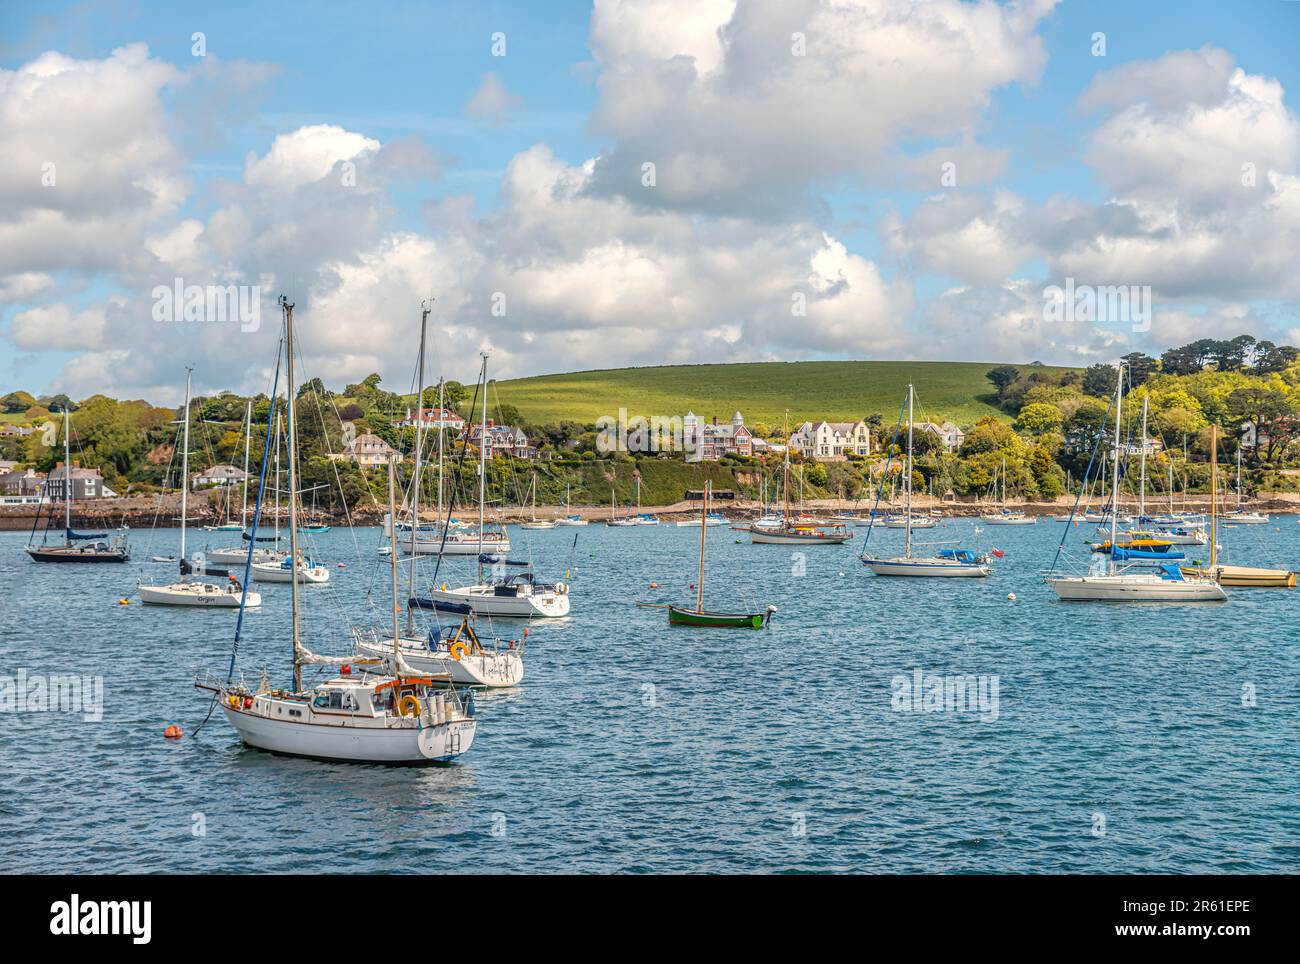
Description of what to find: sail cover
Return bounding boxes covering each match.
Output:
[67,529,108,540]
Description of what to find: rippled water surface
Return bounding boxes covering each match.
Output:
[3,517,1298,873]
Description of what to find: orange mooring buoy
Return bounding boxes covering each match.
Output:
[649,581,658,589]
[164,724,183,739]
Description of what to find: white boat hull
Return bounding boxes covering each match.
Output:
[554,518,588,526]
[357,638,525,687]
[221,699,475,762]
[981,515,1037,525]
[402,534,510,555]
[252,562,330,583]
[207,547,285,566]
[139,581,262,607]
[864,557,991,577]
[1046,575,1227,602]
[421,584,570,618]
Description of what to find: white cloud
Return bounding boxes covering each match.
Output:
[9,302,107,350]
[0,271,55,302]
[586,0,1056,211]
[243,124,381,191]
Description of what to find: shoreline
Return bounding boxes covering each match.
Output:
[4,492,1299,531]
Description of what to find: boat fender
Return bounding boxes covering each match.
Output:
[398,694,421,717]
[556,581,567,594]
[228,694,240,708]
[449,642,468,661]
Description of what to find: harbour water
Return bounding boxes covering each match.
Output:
[2,518,1297,873]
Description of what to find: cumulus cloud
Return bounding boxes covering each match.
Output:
[585,0,1056,212]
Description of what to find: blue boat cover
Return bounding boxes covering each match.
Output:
[478,554,531,567]
[1113,546,1185,561]
[938,548,980,564]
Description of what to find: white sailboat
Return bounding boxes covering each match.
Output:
[409,353,570,619]
[519,472,557,529]
[197,297,478,763]
[207,407,287,567]
[980,456,1036,524]
[553,482,588,525]
[1221,446,1269,524]
[863,385,992,577]
[1046,363,1226,602]
[139,369,263,608]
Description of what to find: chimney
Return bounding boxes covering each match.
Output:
[712,415,718,426]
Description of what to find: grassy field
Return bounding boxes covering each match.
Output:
[490,360,1077,428]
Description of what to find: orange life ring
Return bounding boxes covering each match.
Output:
[449,641,468,661]
[397,694,421,717]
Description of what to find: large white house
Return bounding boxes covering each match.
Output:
[788,420,871,460]
[396,407,466,431]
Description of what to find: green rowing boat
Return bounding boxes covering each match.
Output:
[667,604,773,629]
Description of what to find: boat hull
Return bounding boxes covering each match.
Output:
[414,584,569,618]
[666,605,768,628]
[207,547,284,566]
[252,563,330,584]
[221,702,475,763]
[1182,565,1296,588]
[863,557,991,577]
[750,528,851,545]
[139,582,262,607]
[357,638,525,687]
[1046,575,1226,601]
[25,545,129,563]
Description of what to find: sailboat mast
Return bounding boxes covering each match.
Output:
[697,480,708,612]
[241,400,252,527]
[1109,363,1124,575]
[905,383,914,559]
[407,302,429,636]
[436,378,444,519]
[1139,396,1148,520]
[1236,445,1242,509]
[1210,425,1218,570]
[179,367,193,567]
[63,406,71,540]
[281,297,303,692]
[477,352,488,582]
[388,455,402,658]
[782,410,791,525]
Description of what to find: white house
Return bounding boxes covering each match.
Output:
[335,433,401,467]
[191,464,248,488]
[914,421,965,453]
[397,407,466,431]
[788,420,871,460]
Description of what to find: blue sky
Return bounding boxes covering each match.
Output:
[2,0,1299,401]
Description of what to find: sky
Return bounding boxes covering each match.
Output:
[2,0,1299,403]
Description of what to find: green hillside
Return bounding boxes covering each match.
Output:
[491,360,1077,428]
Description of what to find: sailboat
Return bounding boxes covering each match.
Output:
[554,482,588,525]
[606,476,638,526]
[632,476,660,524]
[660,480,776,627]
[1221,446,1269,524]
[207,405,287,567]
[204,401,252,533]
[196,297,478,762]
[980,456,1035,524]
[519,472,557,529]
[25,407,130,563]
[407,353,570,619]
[862,385,992,577]
[138,369,262,607]
[751,413,851,545]
[1045,363,1226,602]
